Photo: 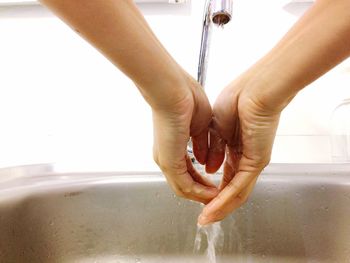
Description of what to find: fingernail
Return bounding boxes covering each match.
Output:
[198,214,210,226]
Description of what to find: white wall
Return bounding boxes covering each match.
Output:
[0,1,349,172]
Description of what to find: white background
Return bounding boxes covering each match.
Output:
[0,1,349,172]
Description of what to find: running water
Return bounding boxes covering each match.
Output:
[190,161,224,262]
[193,221,224,263]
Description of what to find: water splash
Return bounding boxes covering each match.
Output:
[194,222,224,263]
[191,162,224,262]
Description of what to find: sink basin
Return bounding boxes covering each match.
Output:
[0,164,349,262]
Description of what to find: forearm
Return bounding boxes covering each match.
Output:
[40,0,186,108]
[250,0,350,109]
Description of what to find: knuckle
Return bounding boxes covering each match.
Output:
[178,183,193,195]
[238,194,249,205]
[244,156,270,173]
[258,154,271,167]
[173,188,186,198]
[154,159,171,174]
[251,159,266,170]
[153,154,160,166]
[152,148,160,166]
[157,160,186,175]
[173,182,195,199]
[253,154,270,168]
[263,157,271,167]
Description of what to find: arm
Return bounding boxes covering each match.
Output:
[253,0,350,110]
[40,0,219,203]
[40,0,186,108]
[200,0,350,225]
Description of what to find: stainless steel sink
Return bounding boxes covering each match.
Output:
[0,164,350,263]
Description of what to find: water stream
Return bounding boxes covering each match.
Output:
[193,222,224,263]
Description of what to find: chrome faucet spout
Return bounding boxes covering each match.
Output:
[212,0,233,26]
[189,0,233,164]
[197,0,233,87]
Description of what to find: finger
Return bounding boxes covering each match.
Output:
[219,159,235,191]
[198,177,257,225]
[171,171,219,204]
[198,167,260,225]
[205,129,226,174]
[162,168,219,204]
[159,156,218,203]
[186,155,217,188]
[219,147,242,190]
[182,180,219,204]
[192,129,209,165]
[164,172,218,205]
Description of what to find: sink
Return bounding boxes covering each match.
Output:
[0,164,349,262]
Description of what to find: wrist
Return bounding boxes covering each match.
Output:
[136,65,193,113]
[241,58,300,113]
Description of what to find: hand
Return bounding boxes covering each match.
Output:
[198,71,282,225]
[196,0,350,225]
[152,72,219,204]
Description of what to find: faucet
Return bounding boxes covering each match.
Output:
[197,0,233,87]
[188,0,233,163]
